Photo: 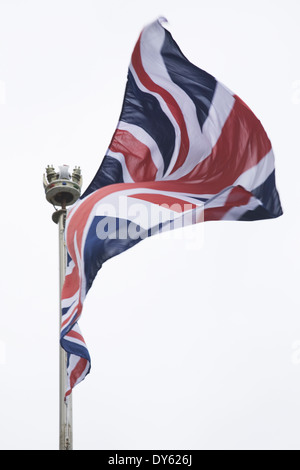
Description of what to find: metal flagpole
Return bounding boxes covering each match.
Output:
[43,165,82,450]
[58,203,73,450]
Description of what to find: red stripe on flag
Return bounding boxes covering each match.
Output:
[69,357,88,391]
[204,207,231,221]
[66,329,85,344]
[225,185,252,206]
[131,33,189,175]
[109,129,157,181]
[179,95,272,193]
[61,268,80,301]
[129,193,197,213]
[204,186,253,221]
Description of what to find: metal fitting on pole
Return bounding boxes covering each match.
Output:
[43,164,82,222]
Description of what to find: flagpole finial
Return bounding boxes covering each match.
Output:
[43,164,82,223]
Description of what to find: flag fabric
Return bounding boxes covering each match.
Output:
[60,18,283,397]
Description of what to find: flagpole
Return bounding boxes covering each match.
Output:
[43,165,82,450]
[58,203,73,450]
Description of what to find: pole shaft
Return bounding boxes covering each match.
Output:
[58,210,73,450]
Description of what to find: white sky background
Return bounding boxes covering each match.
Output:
[0,0,299,450]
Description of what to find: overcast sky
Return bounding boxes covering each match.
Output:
[0,0,300,450]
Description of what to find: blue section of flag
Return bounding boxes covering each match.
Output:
[82,157,124,198]
[120,70,176,175]
[83,216,145,294]
[251,170,283,218]
[161,30,217,129]
[61,336,91,362]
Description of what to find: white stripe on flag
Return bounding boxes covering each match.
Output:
[233,148,275,191]
[106,149,134,183]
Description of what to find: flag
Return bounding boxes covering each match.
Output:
[60,18,283,397]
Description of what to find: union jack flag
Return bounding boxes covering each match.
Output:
[61,18,283,397]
